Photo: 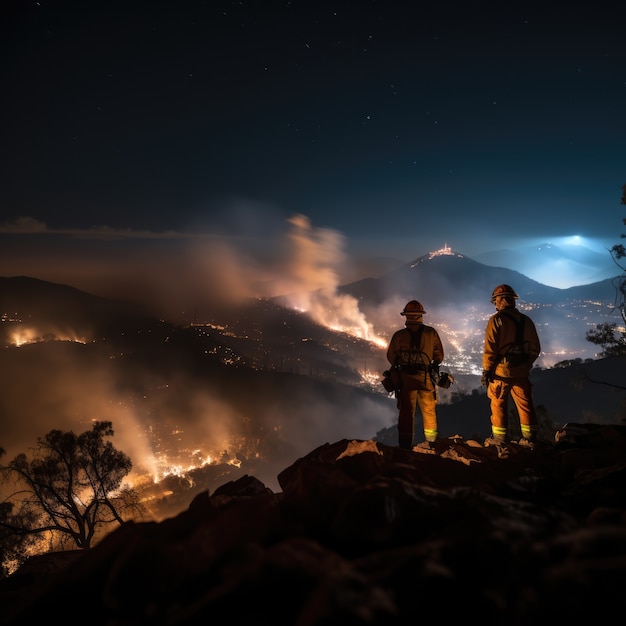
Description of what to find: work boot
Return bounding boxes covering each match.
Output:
[415,441,436,454]
[484,437,509,458]
[484,437,505,446]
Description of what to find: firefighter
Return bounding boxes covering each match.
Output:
[481,284,541,446]
[386,300,444,449]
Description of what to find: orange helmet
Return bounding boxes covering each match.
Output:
[490,284,519,304]
[401,300,426,315]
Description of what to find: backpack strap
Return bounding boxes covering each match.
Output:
[398,326,430,379]
[409,325,425,354]
[499,309,525,347]
[496,310,530,366]
[515,313,525,345]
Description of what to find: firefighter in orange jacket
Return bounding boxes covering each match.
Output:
[481,284,541,445]
[386,300,444,449]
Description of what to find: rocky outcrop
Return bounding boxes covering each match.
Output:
[2,423,626,624]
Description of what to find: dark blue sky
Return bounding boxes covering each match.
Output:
[1,0,624,297]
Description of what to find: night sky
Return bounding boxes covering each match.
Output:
[1,0,625,301]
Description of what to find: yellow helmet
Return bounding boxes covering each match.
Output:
[490,284,519,304]
[401,300,426,315]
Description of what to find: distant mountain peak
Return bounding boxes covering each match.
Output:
[409,244,466,268]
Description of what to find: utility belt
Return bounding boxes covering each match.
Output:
[501,353,530,367]
[400,364,429,375]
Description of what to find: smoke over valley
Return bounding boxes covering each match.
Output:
[1,214,623,521]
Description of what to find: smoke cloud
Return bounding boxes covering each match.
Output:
[0,206,397,509]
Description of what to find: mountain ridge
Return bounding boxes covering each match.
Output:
[339,247,618,308]
[352,241,618,289]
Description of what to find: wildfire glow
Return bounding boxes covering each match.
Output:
[127,440,247,488]
[8,326,87,347]
[327,323,388,349]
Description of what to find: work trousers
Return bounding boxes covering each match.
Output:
[396,381,438,448]
[487,377,538,441]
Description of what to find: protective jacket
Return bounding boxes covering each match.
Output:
[483,307,540,378]
[387,323,444,389]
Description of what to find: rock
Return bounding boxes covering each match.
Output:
[1,424,626,624]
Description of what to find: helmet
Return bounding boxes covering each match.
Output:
[401,300,426,315]
[490,284,519,304]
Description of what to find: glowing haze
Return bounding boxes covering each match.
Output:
[0,211,399,505]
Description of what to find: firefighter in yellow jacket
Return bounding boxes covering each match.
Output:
[386,300,444,449]
[481,284,541,445]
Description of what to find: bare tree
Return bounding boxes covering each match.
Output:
[0,447,41,579]
[0,421,145,576]
[609,184,626,324]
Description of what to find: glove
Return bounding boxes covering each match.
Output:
[480,371,491,388]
